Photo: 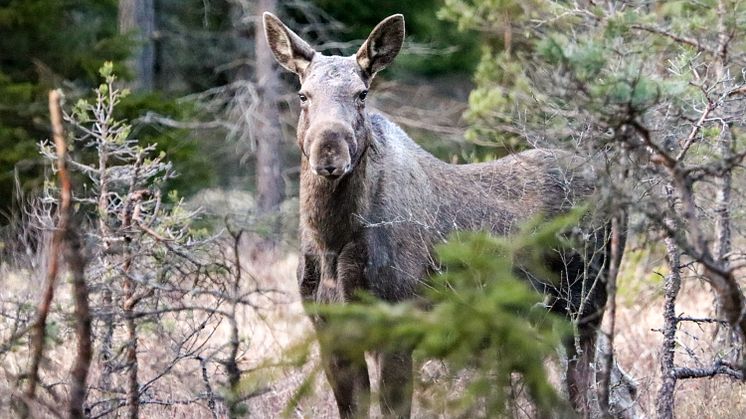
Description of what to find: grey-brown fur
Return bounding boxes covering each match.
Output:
[264,12,617,418]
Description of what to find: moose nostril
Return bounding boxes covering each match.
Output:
[324,165,336,173]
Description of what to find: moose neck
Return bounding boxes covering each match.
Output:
[299,146,369,251]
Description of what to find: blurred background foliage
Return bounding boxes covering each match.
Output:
[311,0,480,76]
[0,0,488,222]
[0,0,128,212]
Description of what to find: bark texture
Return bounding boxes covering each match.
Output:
[253,0,284,217]
[656,186,682,419]
[119,0,156,91]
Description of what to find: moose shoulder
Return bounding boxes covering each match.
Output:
[264,12,620,419]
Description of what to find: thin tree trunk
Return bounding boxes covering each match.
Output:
[198,356,219,419]
[124,307,139,419]
[119,0,156,91]
[225,226,244,418]
[656,185,682,419]
[99,284,114,410]
[44,89,94,419]
[254,0,284,221]
[714,0,733,343]
[68,226,91,419]
[21,210,62,416]
[19,90,78,417]
[97,107,115,411]
[712,124,734,348]
[598,215,623,418]
[120,156,145,419]
[712,0,733,345]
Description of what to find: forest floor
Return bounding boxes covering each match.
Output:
[2,242,746,418]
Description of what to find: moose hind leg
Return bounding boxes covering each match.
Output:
[565,319,600,417]
[557,239,608,416]
[320,347,371,419]
[379,350,413,419]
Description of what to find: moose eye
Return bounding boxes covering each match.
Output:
[358,90,368,102]
[298,93,308,103]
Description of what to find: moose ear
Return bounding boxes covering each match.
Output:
[263,12,315,75]
[356,14,405,77]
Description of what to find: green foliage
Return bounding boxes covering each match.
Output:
[439,0,554,150]
[0,0,129,215]
[439,0,746,150]
[463,47,534,149]
[0,0,225,219]
[310,0,480,76]
[156,0,237,92]
[306,213,582,416]
[439,0,539,32]
[52,64,169,224]
[115,93,216,197]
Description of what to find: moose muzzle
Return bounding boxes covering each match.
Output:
[307,122,355,179]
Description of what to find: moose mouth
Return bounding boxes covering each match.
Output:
[313,163,351,180]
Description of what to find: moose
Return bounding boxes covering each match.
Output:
[263,12,622,418]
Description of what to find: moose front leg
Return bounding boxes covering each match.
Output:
[319,347,371,419]
[378,350,413,418]
[297,252,319,300]
[313,243,372,418]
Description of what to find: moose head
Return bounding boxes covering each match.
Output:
[263,12,405,179]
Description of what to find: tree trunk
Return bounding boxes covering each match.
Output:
[253,0,284,220]
[712,0,734,346]
[226,228,244,418]
[656,185,682,419]
[68,226,91,419]
[120,155,145,419]
[119,0,156,91]
[598,215,624,418]
[46,89,94,419]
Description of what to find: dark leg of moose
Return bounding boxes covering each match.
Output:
[553,223,618,417]
[319,347,371,418]
[565,323,600,418]
[378,350,413,418]
[302,243,373,418]
[323,242,372,418]
[564,222,624,417]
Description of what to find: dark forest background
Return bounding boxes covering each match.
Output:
[0,0,484,221]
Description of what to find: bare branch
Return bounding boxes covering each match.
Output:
[630,24,718,56]
[674,362,744,380]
